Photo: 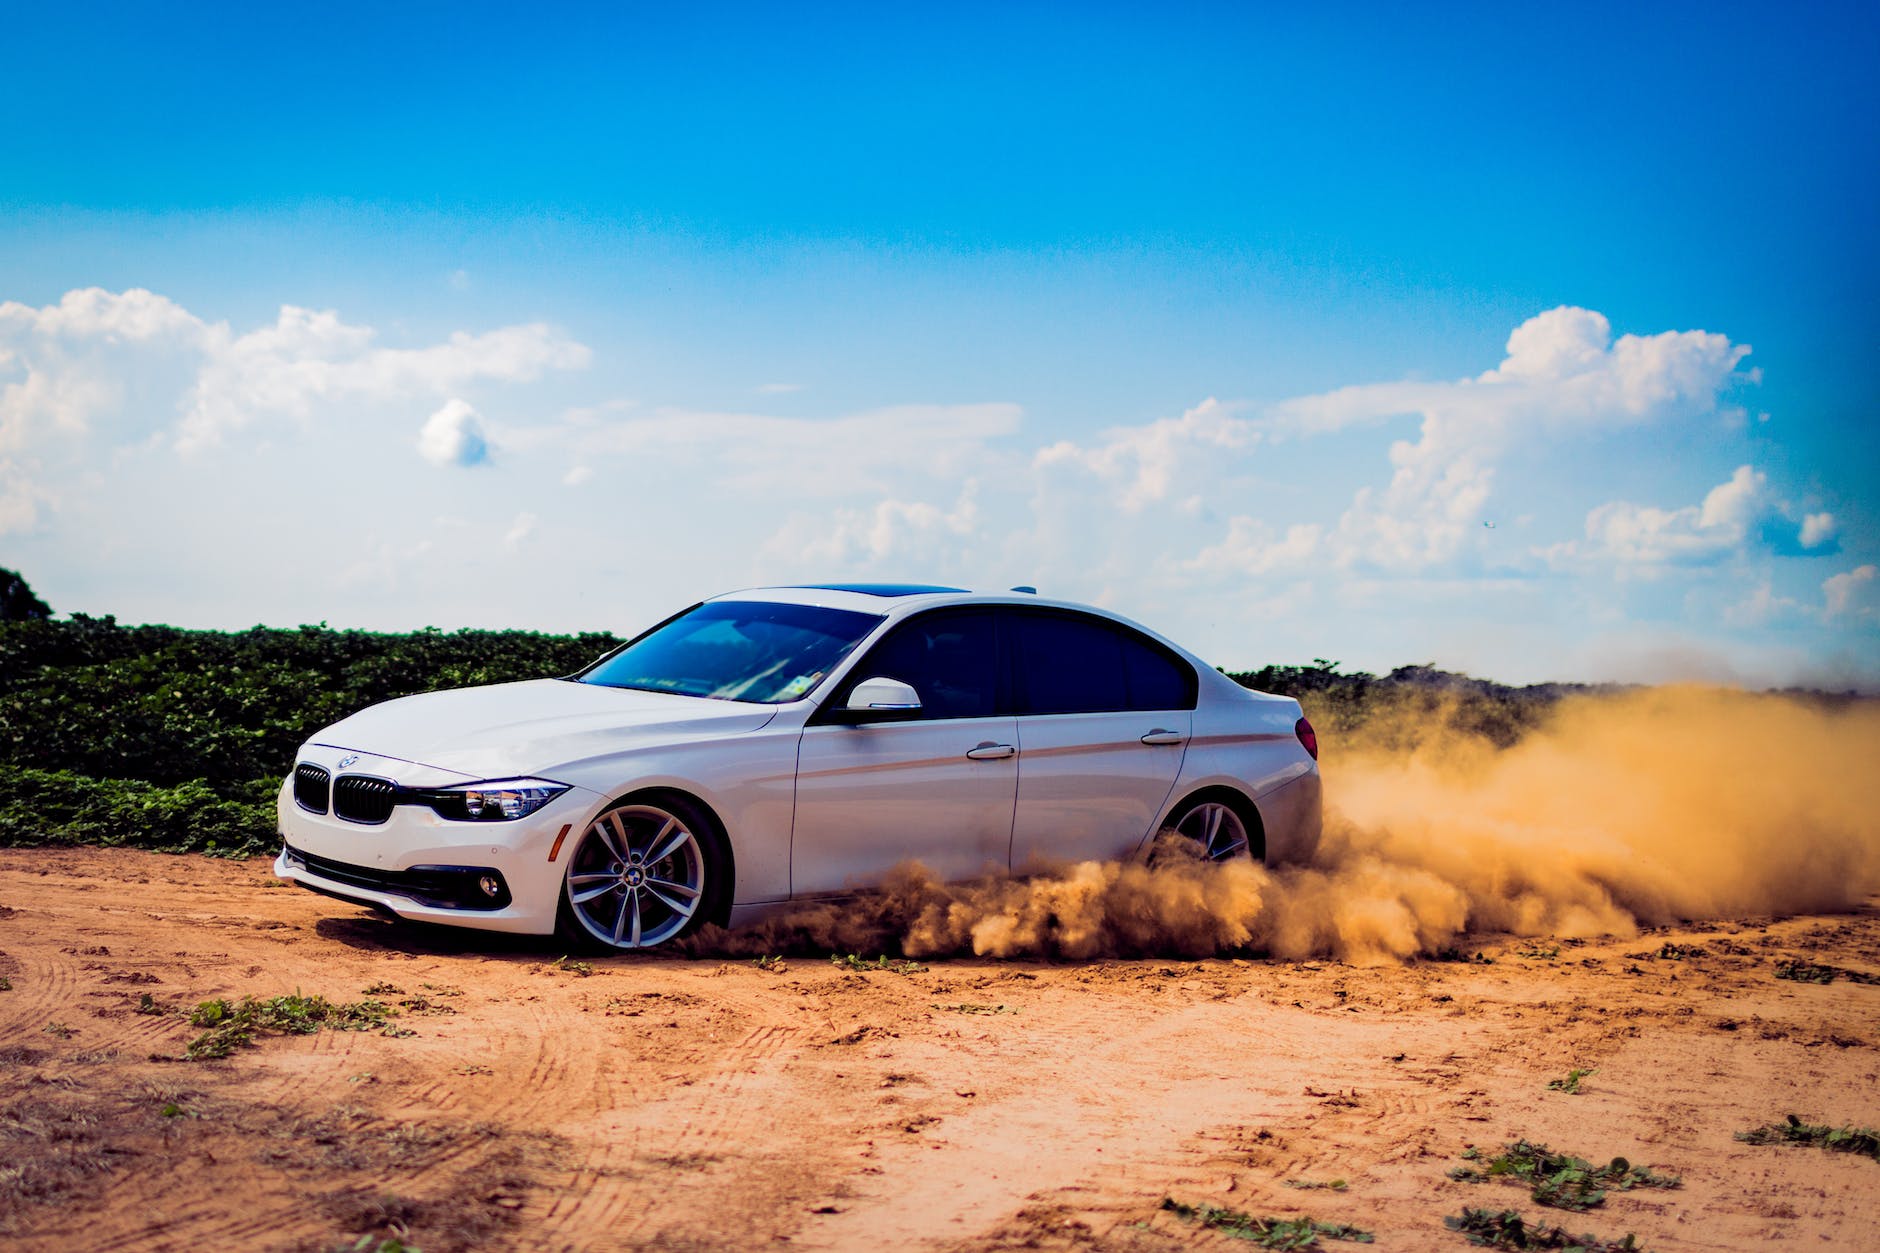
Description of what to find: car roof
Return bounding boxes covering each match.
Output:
[709,584,1183,644]
[702,584,1249,699]
[711,584,1028,613]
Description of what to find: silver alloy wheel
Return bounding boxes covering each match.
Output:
[1173,800,1252,862]
[564,803,706,948]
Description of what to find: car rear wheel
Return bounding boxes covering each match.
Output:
[557,797,725,950]
[1164,794,1259,863]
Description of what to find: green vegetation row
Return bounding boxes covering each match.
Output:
[0,569,622,857]
[0,566,1596,859]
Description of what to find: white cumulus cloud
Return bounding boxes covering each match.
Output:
[0,287,590,457]
[1800,512,1838,549]
[1554,465,1843,570]
[417,399,491,467]
[1034,397,1259,513]
[1186,518,1323,576]
[1824,565,1878,619]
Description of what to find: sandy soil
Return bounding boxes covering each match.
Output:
[1,846,1876,1252]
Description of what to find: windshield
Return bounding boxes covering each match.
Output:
[576,601,885,703]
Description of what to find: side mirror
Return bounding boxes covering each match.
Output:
[840,677,923,721]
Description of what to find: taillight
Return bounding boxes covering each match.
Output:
[1295,715,1318,760]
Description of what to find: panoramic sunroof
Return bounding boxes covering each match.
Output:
[789,583,968,597]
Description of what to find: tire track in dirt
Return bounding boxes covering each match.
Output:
[536,1014,821,1247]
[7,851,1880,1253]
[794,989,1345,1250]
[0,930,85,1046]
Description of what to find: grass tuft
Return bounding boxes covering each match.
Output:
[831,954,928,974]
[1445,1208,1643,1251]
[1454,1141,1678,1211]
[1736,1114,1880,1161]
[1773,959,1880,986]
[1545,1068,1596,1095]
[183,992,397,1060]
[1160,1199,1372,1247]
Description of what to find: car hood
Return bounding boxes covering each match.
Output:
[312,678,778,780]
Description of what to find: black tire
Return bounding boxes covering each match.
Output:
[554,792,731,952]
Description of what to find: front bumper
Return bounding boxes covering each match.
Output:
[273,765,598,935]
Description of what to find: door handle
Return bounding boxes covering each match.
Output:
[1140,729,1185,746]
[965,742,1016,760]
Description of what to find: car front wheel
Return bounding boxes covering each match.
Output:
[558,797,725,950]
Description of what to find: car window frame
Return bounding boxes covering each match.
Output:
[809,605,1010,724]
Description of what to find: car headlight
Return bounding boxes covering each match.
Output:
[424,779,570,822]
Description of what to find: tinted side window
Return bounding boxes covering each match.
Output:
[1119,630,1196,711]
[837,609,998,720]
[1013,612,1126,715]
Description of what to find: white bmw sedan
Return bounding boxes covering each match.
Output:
[275,585,1321,951]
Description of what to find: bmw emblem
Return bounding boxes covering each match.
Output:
[337,754,361,769]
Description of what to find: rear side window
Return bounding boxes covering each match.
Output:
[1120,632,1194,710]
[1012,612,1123,714]
[832,609,999,720]
[1012,610,1196,714]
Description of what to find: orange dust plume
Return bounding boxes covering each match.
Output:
[689,687,1880,963]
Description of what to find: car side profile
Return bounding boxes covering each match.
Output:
[274,585,1321,950]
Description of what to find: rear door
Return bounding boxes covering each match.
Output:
[1007,608,1195,870]
[792,608,1017,895]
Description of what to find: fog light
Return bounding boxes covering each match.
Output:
[478,875,501,898]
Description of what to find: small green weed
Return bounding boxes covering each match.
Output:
[1284,1179,1349,1192]
[362,981,403,996]
[832,954,928,975]
[1445,1208,1643,1251]
[1654,943,1705,961]
[933,1002,1016,1015]
[1774,959,1879,986]
[1546,1068,1596,1095]
[752,954,788,973]
[183,993,396,1060]
[135,992,164,1015]
[1514,945,1559,961]
[0,975,11,991]
[1736,1114,1880,1162]
[1458,1141,1678,1211]
[44,1022,74,1038]
[550,956,595,976]
[1160,1199,1372,1247]
[1432,948,1494,965]
[158,1101,192,1118]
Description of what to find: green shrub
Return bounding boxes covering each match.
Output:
[0,767,277,857]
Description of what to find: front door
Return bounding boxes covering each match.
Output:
[791,609,1016,895]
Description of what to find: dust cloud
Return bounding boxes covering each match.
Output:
[693,687,1880,964]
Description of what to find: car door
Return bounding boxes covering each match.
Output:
[792,608,1017,895]
[1007,608,1195,870]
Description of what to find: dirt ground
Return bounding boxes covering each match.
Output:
[2,847,1876,1252]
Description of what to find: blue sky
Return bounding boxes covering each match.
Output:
[3,3,1876,685]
